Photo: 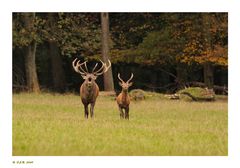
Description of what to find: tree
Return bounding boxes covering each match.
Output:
[21,13,40,92]
[127,13,227,88]
[13,13,103,91]
[52,13,102,57]
[13,13,228,93]
[175,13,227,66]
[47,13,66,92]
[176,13,227,88]
[202,14,214,88]
[101,13,114,91]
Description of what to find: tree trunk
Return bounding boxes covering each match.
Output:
[176,63,188,89]
[23,13,40,92]
[48,13,66,92]
[49,41,66,92]
[24,41,40,92]
[203,62,214,89]
[150,69,157,92]
[101,12,114,91]
[202,14,214,89]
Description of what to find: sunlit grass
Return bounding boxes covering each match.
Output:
[13,93,227,156]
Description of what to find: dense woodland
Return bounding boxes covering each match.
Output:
[12,13,228,94]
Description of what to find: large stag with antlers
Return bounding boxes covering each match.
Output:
[116,73,134,119]
[72,58,111,119]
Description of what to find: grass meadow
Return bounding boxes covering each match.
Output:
[12,93,228,156]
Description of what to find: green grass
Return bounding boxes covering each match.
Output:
[13,92,228,156]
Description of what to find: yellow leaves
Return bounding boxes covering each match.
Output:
[179,40,228,66]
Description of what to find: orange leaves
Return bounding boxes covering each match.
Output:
[179,44,227,66]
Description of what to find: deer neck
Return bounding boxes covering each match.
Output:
[121,90,128,102]
[84,81,94,97]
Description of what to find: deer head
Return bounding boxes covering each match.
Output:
[118,73,134,92]
[72,58,111,88]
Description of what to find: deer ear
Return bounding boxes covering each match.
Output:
[128,82,133,87]
[118,82,122,86]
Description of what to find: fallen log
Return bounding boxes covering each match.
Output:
[178,87,215,102]
[187,82,228,94]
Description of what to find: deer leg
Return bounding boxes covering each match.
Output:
[119,106,124,119]
[90,103,95,118]
[84,104,89,119]
[125,106,129,120]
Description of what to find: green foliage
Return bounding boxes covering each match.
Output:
[13,13,44,48]
[136,30,180,65]
[117,13,228,66]
[12,13,228,94]
[100,13,227,67]
[110,13,164,49]
[52,13,102,56]
[13,13,102,57]
[13,12,228,65]
[13,93,227,155]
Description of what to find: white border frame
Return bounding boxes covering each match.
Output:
[1,0,240,168]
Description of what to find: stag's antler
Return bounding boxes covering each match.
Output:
[73,58,111,76]
[118,73,134,83]
[92,59,111,76]
[72,58,88,75]
[126,73,134,83]
[92,63,99,72]
[118,73,124,83]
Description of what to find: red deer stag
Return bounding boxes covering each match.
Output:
[116,73,134,119]
[72,58,111,119]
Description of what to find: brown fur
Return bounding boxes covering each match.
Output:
[117,89,131,119]
[116,91,130,108]
[79,74,99,118]
[116,74,133,119]
[80,81,99,105]
[72,58,111,119]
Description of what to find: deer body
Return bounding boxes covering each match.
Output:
[80,81,99,104]
[72,58,111,119]
[116,73,133,119]
[116,91,130,108]
[80,80,99,118]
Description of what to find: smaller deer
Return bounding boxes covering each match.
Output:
[116,73,134,119]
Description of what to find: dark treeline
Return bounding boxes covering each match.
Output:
[12,13,228,94]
